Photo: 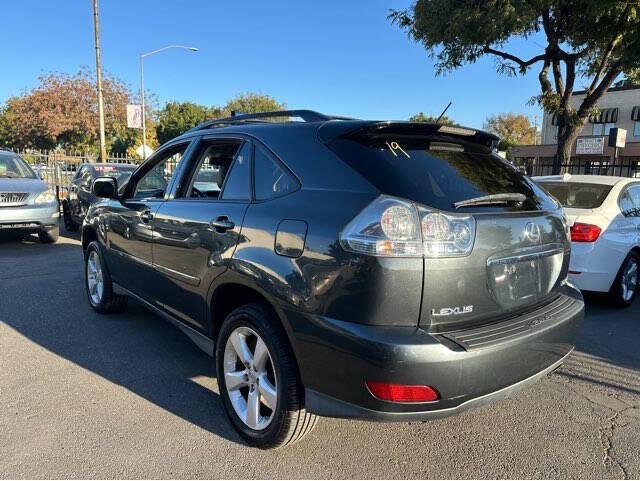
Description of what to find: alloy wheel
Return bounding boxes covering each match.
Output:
[223,326,278,431]
[86,250,104,305]
[621,257,638,302]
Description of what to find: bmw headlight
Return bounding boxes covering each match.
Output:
[34,190,57,205]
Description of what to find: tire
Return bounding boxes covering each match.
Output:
[84,241,128,314]
[216,304,318,449]
[62,202,79,232]
[609,251,639,308]
[38,225,59,244]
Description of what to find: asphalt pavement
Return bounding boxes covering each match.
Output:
[1,226,639,479]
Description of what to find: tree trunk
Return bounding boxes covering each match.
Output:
[552,123,583,175]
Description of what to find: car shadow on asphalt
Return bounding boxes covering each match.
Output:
[555,291,640,397]
[2,223,638,444]
[0,226,244,445]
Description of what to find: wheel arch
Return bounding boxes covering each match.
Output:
[207,278,303,377]
[82,224,98,252]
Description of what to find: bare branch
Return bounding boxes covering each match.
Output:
[562,58,576,107]
[578,61,624,119]
[538,60,552,96]
[484,47,548,72]
[552,59,565,98]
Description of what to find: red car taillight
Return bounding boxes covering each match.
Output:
[366,381,439,403]
[570,222,602,242]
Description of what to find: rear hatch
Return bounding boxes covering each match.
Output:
[326,122,570,331]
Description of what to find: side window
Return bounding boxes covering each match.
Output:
[220,142,251,200]
[620,190,635,216]
[81,167,93,188]
[253,145,298,200]
[133,145,187,199]
[628,185,640,216]
[181,141,242,199]
[74,166,85,181]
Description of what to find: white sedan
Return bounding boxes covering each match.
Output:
[534,174,640,307]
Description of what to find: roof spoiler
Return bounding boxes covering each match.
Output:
[318,121,500,150]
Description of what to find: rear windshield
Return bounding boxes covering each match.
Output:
[328,135,557,212]
[93,165,137,184]
[537,182,612,209]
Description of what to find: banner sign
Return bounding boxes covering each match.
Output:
[126,104,143,129]
[576,137,604,155]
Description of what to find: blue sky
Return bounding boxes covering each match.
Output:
[0,0,559,128]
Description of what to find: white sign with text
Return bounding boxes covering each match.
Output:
[126,104,143,129]
[576,136,605,155]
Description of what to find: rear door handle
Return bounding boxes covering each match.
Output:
[210,216,235,232]
[140,211,154,223]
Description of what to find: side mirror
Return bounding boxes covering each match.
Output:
[93,176,118,199]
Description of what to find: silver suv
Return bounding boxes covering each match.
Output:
[0,150,59,243]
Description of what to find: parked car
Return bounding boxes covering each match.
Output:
[82,110,583,448]
[62,162,137,231]
[0,149,59,243]
[534,174,640,306]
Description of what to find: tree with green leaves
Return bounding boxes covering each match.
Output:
[223,92,286,117]
[484,113,536,159]
[390,1,640,174]
[409,111,454,124]
[156,102,221,145]
[155,94,286,145]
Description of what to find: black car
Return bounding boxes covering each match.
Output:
[62,163,137,231]
[82,110,583,449]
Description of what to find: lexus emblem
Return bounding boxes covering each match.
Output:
[524,222,541,243]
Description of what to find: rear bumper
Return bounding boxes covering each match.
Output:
[0,204,59,231]
[568,241,624,292]
[285,284,583,421]
[306,350,571,421]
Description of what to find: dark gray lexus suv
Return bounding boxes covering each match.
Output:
[82,110,584,448]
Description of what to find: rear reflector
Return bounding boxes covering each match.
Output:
[366,381,439,403]
[570,222,602,242]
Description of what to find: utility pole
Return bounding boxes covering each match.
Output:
[92,0,107,162]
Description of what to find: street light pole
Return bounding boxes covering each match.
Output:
[92,0,107,162]
[140,54,146,159]
[139,45,198,160]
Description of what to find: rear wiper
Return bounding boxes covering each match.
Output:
[453,193,527,209]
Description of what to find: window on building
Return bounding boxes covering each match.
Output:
[634,121,640,137]
[592,123,615,136]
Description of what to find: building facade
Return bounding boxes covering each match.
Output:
[513,83,640,177]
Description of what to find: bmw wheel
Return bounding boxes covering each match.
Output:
[610,251,639,307]
[216,304,318,449]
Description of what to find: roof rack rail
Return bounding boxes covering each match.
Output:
[187,109,354,133]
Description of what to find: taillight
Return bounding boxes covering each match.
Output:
[366,381,439,403]
[339,195,476,258]
[570,222,601,242]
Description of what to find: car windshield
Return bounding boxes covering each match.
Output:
[537,182,613,209]
[0,153,36,179]
[93,165,137,184]
[328,134,556,212]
